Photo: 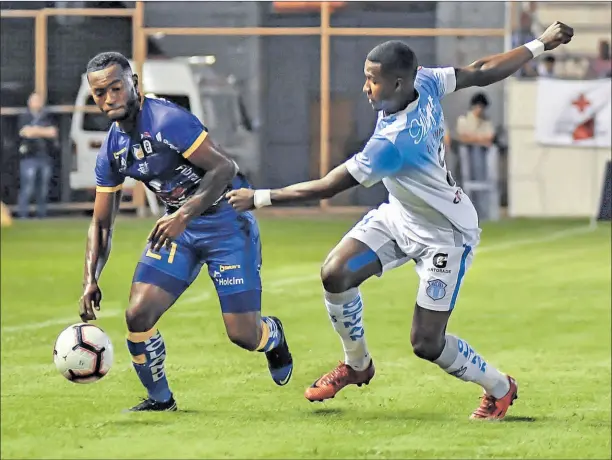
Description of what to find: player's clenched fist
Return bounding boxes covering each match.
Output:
[538,21,574,51]
[226,188,256,212]
[79,282,102,322]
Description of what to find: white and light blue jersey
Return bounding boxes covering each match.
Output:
[345,66,480,244]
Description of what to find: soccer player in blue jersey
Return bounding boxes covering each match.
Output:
[77,52,293,412]
[228,22,573,420]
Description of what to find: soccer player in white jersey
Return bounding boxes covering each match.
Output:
[227,21,573,420]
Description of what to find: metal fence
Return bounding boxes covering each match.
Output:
[1,2,505,215]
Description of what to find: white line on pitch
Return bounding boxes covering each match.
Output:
[477,225,596,254]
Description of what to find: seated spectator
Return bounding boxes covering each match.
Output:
[538,55,556,77]
[590,40,611,78]
[512,11,538,77]
[456,93,495,148]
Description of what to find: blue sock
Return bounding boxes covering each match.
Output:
[256,317,283,352]
[126,329,172,402]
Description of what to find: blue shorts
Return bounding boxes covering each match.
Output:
[132,209,262,314]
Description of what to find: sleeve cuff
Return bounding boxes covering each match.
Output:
[182,130,208,159]
[345,158,376,188]
[96,184,123,193]
[441,67,457,95]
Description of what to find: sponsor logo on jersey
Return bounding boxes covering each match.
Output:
[137,162,149,175]
[426,279,447,301]
[220,264,241,272]
[409,94,437,144]
[213,267,244,286]
[119,156,127,171]
[215,277,245,286]
[112,147,127,159]
[433,253,448,268]
[175,164,202,185]
[429,252,451,274]
[156,131,180,153]
[453,189,463,204]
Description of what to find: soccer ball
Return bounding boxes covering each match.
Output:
[53,323,114,383]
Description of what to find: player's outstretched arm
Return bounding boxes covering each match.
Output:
[226,164,359,212]
[455,21,573,90]
[80,189,122,322]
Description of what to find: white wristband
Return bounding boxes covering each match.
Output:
[253,189,272,209]
[524,39,545,58]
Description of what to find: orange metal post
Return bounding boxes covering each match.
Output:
[34,11,47,101]
[319,1,331,210]
[132,1,148,216]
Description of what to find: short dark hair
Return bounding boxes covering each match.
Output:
[470,92,489,108]
[86,51,132,74]
[366,40,418,78]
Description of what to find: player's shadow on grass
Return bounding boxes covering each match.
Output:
[113,408,202,425]
[307,408,537,423]
[503,415,537,423]
[309,407,344,417]
[306,407,449,422]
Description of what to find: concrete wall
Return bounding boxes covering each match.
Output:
[507,79,611,217]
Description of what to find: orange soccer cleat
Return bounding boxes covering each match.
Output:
[305,360,375,402]
[470,375,518,420]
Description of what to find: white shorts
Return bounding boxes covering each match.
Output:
[344,203,477,312]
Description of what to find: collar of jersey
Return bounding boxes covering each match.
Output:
[381,92,420,120]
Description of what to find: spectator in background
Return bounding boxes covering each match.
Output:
[17,92,58,219]
[456,92,495,148]
[512,11,538,77]
[538,55,556,77]
[590,40,612,78]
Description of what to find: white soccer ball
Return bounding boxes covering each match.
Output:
[53,323,114,383]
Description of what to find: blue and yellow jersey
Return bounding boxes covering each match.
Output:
[95,97,246,212]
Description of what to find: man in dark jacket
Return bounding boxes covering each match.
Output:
[17,92,58,218]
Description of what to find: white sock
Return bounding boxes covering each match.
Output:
[324,288,371,371]
[434,334,510,399]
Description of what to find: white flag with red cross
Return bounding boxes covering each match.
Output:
[536,77,611,147]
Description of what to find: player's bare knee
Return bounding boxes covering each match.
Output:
[321,258,353,293]
[125,305,155,333]
[226,329,259,351]
[411,330,445,362]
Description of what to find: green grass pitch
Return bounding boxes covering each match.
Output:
[1,216,610,459]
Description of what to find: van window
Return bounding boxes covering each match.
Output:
[81,94,192,132]
[201,93,241,147]
[152,94,191,111]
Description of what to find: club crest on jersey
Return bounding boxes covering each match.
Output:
[426,279,447,301]
[133,144,145,160]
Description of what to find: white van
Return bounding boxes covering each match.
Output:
[70,58,258,192]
